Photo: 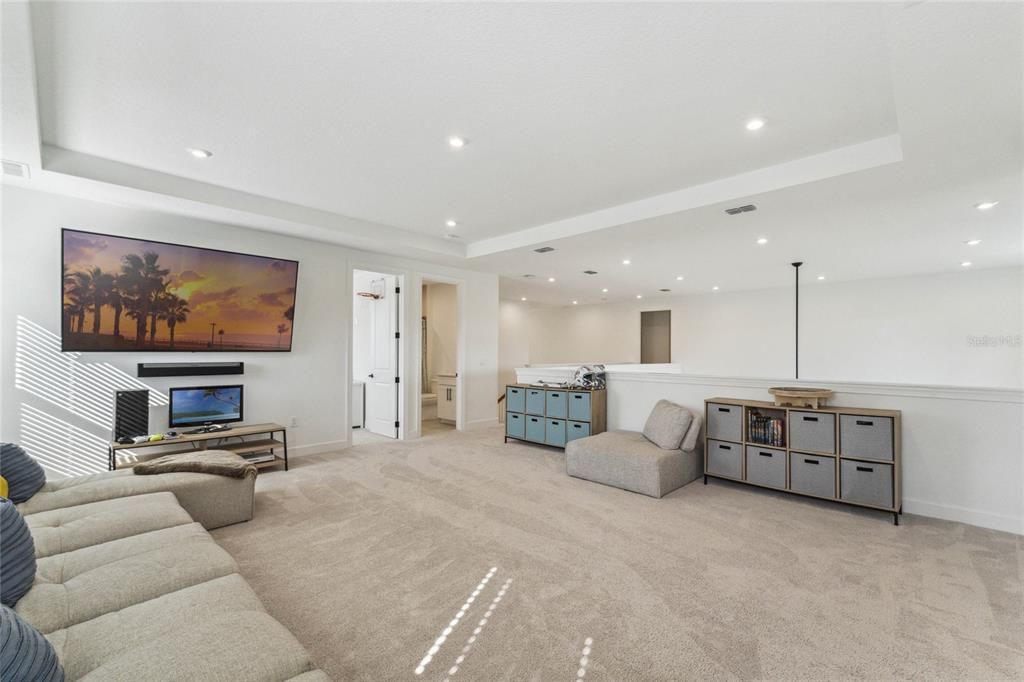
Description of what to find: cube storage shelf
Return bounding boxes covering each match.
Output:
[505,384,606,449]
[704,398,902,524]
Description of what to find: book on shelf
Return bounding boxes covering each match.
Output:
[747,409,786,448]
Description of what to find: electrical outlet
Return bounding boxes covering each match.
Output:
[288,416,298,428]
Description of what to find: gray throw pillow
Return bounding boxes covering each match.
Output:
[642,399,693,450]
[0,498,37,607]
[0,443,46,503]
[0,605,64,682]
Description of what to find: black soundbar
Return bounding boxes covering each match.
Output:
[137,362,244,378]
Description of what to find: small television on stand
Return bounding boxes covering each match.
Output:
[168,385,244,430]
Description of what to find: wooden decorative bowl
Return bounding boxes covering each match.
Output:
[768,387,834,409]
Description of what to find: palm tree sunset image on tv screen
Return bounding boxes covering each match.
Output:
[62,229,298,352]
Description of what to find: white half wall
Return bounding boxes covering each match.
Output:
[0,186,499,473]
[515,365,1023,534]
[513,267,1024,388]
[605,371,1023,535]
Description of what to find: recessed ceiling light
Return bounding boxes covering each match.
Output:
[961,261,972,267]
[547,277,556,283]
[756,237,768,245]
[572,300,578,305]
[817,275,826,281]
[187,148,212,159]
[975,201,998,211]
[676,276,684,281]
[446,219,457,228]
[745,118,765,131]
[601,288,608,293]
[622,259,631,265]
[520,297,527,301]
[448,136,465,148]
[713,286,720,291]
[636,294,642,299]
[965,239,982,246]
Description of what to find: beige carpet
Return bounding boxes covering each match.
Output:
[212,426,1023,681]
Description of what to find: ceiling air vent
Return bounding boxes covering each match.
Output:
[724,204,757,215]
[2,160,30,179]
[533,246,555,253]
[583,270,598,275]
[522,274,536,279]
[659,288,671,292]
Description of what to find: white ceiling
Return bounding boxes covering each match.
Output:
[29,2,897,241]
[3,2,1022,300]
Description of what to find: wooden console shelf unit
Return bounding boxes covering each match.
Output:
[108,422,289,472]
[703,398,902,524]
[504,384,606,449]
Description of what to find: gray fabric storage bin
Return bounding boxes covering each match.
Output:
[839,415,894,461]
[789,411,836,454]
[707,403,742,442]
[707,439,741,479]
[790,452,836,498]
[744,445,786,488]
[840,460,894,509]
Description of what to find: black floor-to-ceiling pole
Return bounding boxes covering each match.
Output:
[792,262,803,379]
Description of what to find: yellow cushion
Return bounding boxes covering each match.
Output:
[0,475,8,498]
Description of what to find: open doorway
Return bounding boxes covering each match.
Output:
[641,310,671,363]
[353,269,401,443]
[420,280,458,436]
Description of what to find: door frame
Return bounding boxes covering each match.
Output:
[350,265,406,440]
[347,260,468,441]
[419,274,465,433]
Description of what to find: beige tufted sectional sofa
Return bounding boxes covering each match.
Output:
[14,465,329,681]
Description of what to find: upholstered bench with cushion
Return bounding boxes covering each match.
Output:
[17,465,256,530]
[566,399,703,498]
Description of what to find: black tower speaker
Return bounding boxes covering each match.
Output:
[113,389,149,440]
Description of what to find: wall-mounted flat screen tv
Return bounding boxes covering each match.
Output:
[62,228,298,352]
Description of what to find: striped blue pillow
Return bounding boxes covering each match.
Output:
[0,498,36,608]
[0,443,46,503]
[0,605,64,682]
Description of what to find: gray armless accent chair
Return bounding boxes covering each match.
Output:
[565,400,703,498]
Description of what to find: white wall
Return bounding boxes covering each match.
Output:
[423,282,457,382]
[499,301,531,388]
[600,372,1023,535]
[0,186,499,474]
[517,267,1024,388]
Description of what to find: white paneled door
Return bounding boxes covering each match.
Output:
[364,274,399,438]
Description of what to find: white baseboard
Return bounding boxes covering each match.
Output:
[462,417,498,432]
[289,439,350,457]
[903,498,1023,535]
